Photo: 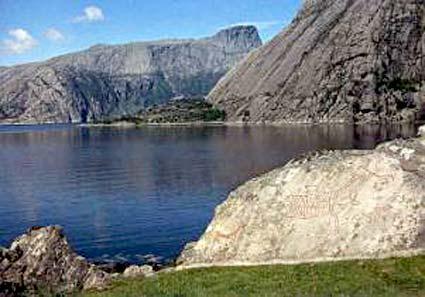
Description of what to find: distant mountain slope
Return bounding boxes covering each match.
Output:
[0,26,261,124]
[208,0,425,124]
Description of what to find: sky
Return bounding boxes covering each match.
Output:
[0,0,302,66]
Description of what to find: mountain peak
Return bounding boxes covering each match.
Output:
[215,25,259,35]
[210,25,262,48]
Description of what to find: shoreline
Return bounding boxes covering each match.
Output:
[0,120,423,129]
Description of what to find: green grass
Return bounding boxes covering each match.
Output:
[82,256,425,297]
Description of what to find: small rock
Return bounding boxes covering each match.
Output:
[123,265,154,278]
[419,125,425,137]
[83,267,110,291]
[400,148,415,160]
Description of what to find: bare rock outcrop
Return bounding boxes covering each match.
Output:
[179,126,425,267]
[0,26,261,124]
[0,226,110,296]
[208,0,425,124]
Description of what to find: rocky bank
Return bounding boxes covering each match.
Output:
[0,226,156,296]
[179,125,425,267]
[0,226,110,296]
[0,26,261,124]
[208,0,425,124]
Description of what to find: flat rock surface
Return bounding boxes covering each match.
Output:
[179,127,425,267]
[208,0,425,124]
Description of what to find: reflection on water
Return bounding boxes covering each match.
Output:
[0,123,418,263]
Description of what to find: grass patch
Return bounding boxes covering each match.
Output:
[82,255,425,297]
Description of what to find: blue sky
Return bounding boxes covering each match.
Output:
[0,0,301,66]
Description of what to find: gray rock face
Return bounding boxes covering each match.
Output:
[208,0,425,124]
[179,126,425,267]
[0,26,261,124]
[0,226,110,295]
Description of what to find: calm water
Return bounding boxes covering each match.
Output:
[0,124,418,264]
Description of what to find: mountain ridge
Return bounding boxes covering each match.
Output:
[0,25,261,124]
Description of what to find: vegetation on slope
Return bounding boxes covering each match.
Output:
[83,255,425,297]
[99,99,226,125]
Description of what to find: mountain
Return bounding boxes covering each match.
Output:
[208,0,425,124]
[0,26,261,124]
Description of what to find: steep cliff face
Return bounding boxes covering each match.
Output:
[0,26,261,124]
[208,0,425,124]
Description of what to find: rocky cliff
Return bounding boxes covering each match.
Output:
[0,26,261,124]
[179,126,425,267]
[208,0,425,124]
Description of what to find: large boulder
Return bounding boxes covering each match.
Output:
[179,127,425,267]
[0,226,110,295]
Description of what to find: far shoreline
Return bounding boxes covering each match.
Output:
[0,120,423,129]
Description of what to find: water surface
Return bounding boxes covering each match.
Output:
[0,124,417,264]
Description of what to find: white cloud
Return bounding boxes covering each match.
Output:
[223,21,280,31]
[1,28,38,55]
[44,28,65,42]
[73,5,105,23]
